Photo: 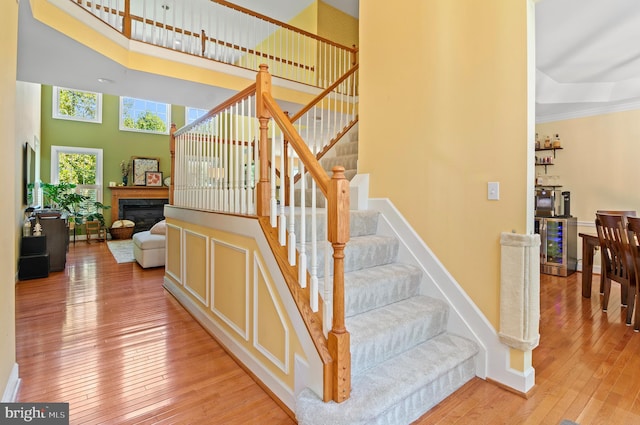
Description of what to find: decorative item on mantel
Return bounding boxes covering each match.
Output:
[120,160,131,186]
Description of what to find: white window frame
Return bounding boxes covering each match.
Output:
[52,86,103,123]
[119,96,171,135]
[51,146,104,204]
[185,107,208,125]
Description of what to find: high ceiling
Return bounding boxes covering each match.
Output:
[535,0,640,122]
[17,0,640,122]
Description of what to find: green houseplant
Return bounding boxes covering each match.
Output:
[39,182,110,227]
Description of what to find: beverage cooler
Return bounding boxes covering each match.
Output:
[534,217,577,276]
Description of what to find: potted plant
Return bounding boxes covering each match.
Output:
[41,182,77,209]
[39,181,111,228]
[83,201,110,227]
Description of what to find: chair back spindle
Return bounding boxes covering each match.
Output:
[626,216,640,331]
[595,213,636,325]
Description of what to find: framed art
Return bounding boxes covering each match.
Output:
[145,171,163,187]
[131,157,159,185]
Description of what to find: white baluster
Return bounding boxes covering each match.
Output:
[270,121,277,227]
[298,163,307,288]
[278,132,286,246]
[288,150,296,266]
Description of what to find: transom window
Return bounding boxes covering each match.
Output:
[52,87,102,123]
[119,96,171,134]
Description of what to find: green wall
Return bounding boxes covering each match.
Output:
[40,85,186,225]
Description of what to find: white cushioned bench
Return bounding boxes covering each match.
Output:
[133,227,166,268]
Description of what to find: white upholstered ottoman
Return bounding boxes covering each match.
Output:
[133,229,166,268]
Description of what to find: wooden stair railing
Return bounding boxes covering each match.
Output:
[258,64,351,403]
[170,64,351,403]
[71,0,358,89]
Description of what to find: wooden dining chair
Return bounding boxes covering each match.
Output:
[595,210,636,294]
[595,213,636,325]
[626,216,640,331]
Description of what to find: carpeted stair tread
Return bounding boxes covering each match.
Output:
[335,140,358,156]
[308,235,399,277]
[292,209,379,240]
[321,153,358,171]
[347,296,449,375]
[296,333,478,425]
[342,263,422,317]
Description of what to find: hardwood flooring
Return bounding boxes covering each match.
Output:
[15,242,640,424]
[15,242,295,424]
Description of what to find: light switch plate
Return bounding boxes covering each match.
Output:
[488,182,500,200]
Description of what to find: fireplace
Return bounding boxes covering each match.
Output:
[119,198,168,233]
[108,186,170,233]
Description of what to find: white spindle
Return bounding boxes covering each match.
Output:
[278,131,286,246]
[270,121,277,227]
[298,165,307,288]
[287,149,296,266]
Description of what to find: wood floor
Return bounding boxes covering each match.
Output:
[15,242,640,424]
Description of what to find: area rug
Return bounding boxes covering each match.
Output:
[107,239,135,263]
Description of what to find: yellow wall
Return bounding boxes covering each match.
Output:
[536,111,640,222]
[537,110,640,270]
[1,0,19,400]
[318,1,359,49]
[359,0,530,328]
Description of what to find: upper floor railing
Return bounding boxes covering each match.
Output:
[72,0,358,89]
[170,64,352,403]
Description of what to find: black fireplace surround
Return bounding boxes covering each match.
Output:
[118,198,168,233]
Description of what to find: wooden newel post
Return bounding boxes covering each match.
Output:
[123,0,131,39]
[256,64,272,217]
[169,123,176,205]
[327,166,351,403]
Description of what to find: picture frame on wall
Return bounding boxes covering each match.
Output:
[132,157,159,185]
[145,171,163,187]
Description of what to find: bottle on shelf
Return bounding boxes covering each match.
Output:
[553,133,561,148]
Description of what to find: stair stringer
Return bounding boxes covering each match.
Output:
[367,198,535,394]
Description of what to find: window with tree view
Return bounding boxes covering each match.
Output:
[53,87,102,123]
[51,146,103,219]
[120,96,170,134]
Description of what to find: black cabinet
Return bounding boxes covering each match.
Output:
[19,235,49,280]
[37,216,68,271]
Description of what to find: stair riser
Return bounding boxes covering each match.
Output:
[348,297,449,375]
[335,141,358,156]
[343,265,422,317]
[321,154,358,171]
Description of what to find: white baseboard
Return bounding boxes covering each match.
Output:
[1,363,20,402]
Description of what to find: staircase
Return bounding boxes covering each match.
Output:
[293,128,479,424]
[295,126,360,208]
[294,210,478,424]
